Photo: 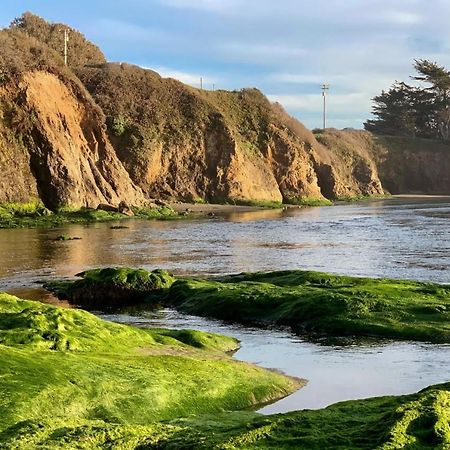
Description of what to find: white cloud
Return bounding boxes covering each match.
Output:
[151,66,219,88]
[382,10,422,26]
[268,92,369,115]
[218,42,309,63]
[89,18,168,44]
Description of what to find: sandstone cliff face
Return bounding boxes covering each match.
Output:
[0,26,145,209]
[313,129,384,198]
[0,71,144,209]
[78,63,383,204]
[318,129,450,195]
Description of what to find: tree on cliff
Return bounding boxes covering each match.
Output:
[364,82,416,137]
[412,59,450,140]
[365,59,450,140]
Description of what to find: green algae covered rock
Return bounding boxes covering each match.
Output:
[168,270,450,343]
[0,292,300,446]
[47,267,175,310]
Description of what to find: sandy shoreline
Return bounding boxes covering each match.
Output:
[170,194,450,215]
[169,202,286,214]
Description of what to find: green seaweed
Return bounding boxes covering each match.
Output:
[168,270,450,343]
[0,204,180,229]
[48,268,450,342]
[1,383,449,449]
[0,293,299,443]
[46,268,175,310]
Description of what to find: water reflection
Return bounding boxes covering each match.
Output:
[1,197,450,291]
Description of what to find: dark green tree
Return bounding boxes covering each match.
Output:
[412,59,450,139]
[365,59,450,140]
[364,82,416,136]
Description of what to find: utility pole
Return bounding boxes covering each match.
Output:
[212,83,215,91]
[321,84,329,130]
[63,28,69,65]
[200,77,203,90]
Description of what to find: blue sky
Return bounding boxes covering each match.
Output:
[1,0,449,129]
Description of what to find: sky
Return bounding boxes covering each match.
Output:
[1,0,450,129]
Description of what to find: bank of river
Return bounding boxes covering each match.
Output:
[1,196,450,414]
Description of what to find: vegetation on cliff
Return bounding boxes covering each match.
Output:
[10,11,106,68]
[0,293,300,447]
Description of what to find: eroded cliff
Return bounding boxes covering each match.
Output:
[0,28,144,209]
[77,63,384,204]
[318,129,450,195]
[0,13,397,208]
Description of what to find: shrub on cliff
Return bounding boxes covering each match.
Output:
[10,12,106,67]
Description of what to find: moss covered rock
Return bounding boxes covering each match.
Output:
[168,270,450,343]
[56,267,175,310]
[0,292,300,441]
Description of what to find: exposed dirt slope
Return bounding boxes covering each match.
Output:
[0,29,144,209]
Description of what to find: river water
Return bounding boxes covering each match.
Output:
[1,196,450,413]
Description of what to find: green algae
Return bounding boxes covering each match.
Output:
[0,293,300,442]
[0,203,181,229]
[1,383,449,449]
[45,268,175,310]
[47,268,450,342]
[169,270,450,343]
[1,285,449,448]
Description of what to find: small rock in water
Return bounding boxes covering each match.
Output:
[110,225,129,229]
[54,235,82,241]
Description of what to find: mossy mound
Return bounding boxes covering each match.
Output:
[48,268,450,342]
[0,293,226,353]
[2,383,449,449]
[47,268,175,310]
[0,293,300,440]
[168,270,450,343]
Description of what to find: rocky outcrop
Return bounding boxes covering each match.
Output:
[318,129,450,195]
[0,71,145,209]
[77,63,384,204]
[313,129,384,198]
